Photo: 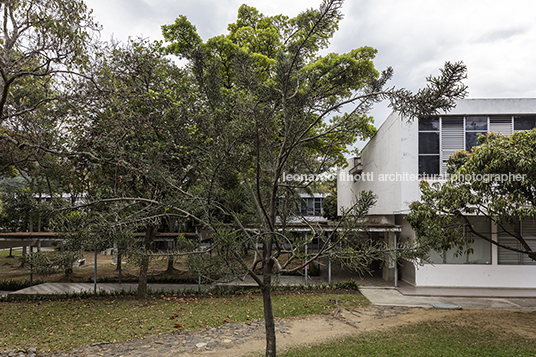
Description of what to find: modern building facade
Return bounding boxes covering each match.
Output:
[338,98,536,288]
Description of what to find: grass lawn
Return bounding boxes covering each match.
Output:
[0,291,368,353]
[281,310,536,357]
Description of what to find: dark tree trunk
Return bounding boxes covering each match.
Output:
[262,252,276,357]
[166,255,174,272]
[116,251,122,284]
[116,251,122,270]
[166,240,175,272]
[137,225,156,299]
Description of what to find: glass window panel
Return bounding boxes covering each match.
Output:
[466,217,492,264]
[314,198,322,215]
[418,117,439,131]
[465,116,488,131]
[444,247,467,264]
[307,198,314,215]
[419,132,439,154]
[514,116,536,131]
[418,155,440,175]
[465,132,486,152]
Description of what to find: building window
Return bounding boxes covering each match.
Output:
[514,115,536,131]
[418,117,440,175]
[465,116,487,152]
[420,114,536,176]
[298,197,323,216]
[427,217,491,264]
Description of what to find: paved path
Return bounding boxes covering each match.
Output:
[8,283,203,297]
[360,287,536,309]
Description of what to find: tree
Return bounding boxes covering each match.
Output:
[407,129,536,262]
[162,1,467,355]
[0,0,98,150]
[66,38,203,298]
[0,0,98,261]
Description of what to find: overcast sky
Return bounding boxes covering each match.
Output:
[86,0,536,139]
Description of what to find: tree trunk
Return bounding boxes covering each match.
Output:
[262,262,276,357]
[116,251,122,284]
[166,240,175,272]
[166,255,174,272]
[137,225,156,299]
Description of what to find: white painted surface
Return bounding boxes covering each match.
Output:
[440,98,536,115]
[415,264,536,288]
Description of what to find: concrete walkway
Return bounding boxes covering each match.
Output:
[358,280,536,309]
[4,275,536,309]
[7,282,203,297]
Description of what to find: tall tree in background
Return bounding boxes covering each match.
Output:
[162,1,467,355]
[0,0,98,151]
[0,0,98,267]
[69,39,203,299]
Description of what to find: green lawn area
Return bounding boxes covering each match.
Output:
[0,291,368,353]
[281,310,536,357]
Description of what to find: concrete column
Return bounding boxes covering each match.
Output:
[382,231,396,281]
[491,219,498,265]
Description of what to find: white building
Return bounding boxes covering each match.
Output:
[338,98,536,288]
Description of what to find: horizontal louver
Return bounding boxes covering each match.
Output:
[441,118,464,174]
[498,222,536,265]
[489,117,513,136]
[498,228,521,264]
[522,221,536,265]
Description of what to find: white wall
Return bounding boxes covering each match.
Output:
[415,264,536,288]
[442,98,536,115]
[338,111,421,215]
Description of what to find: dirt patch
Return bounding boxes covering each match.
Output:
[199,307,536,357]
[0,250,193,283]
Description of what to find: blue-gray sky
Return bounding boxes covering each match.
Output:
[86,0,536,142]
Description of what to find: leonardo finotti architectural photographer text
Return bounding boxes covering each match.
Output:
[282,172,526,183]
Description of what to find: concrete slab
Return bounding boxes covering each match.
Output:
[360,287,536,309]
[396,281,536,298]
[8,283,205,296]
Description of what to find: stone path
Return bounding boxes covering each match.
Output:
[1,306,418,357]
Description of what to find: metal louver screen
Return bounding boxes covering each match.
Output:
[489,117,513,136]
[498,221,536,265]
[441,117,464,174]
[498,229,521,265]
[522,221,536,265]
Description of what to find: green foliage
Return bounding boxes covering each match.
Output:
[0,279,45,291]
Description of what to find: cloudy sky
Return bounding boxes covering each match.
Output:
[86,0,536,132]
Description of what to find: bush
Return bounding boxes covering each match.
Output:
[0,279,44,291]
